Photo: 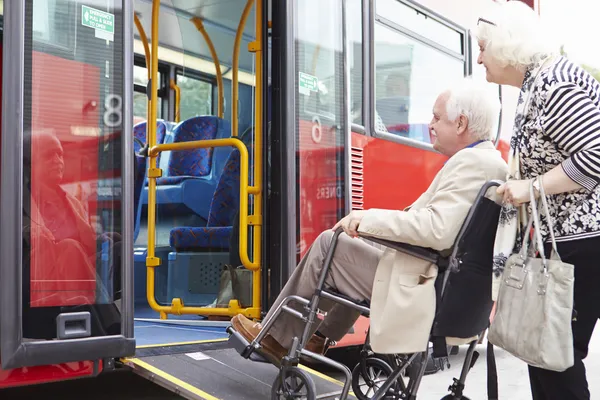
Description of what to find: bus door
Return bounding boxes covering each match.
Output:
[0,0,135,370]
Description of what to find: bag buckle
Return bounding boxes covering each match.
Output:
[506,264,527,289]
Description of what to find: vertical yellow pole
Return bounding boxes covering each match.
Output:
[251,0,263,315]
[133,14,151,141]
[146,0,162,317]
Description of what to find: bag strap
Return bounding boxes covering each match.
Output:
[536,176,561,260]
[487,341,499,400]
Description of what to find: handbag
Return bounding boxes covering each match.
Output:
[488,176,575,372]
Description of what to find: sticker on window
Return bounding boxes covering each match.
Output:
[81,5,114,42]
[299,72,318,96]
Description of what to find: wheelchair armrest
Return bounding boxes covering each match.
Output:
[358,233,443,264]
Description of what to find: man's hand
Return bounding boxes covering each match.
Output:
[332,210,367,238]
[497,179,533,206]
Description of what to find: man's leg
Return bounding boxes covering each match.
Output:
[234,229,382,351]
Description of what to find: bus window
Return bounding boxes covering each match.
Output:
[347,0,363,127]
[176,73,212,121]
[374,22,464,142]
[22,0,123,340]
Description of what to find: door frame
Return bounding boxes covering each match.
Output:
[0,0,135,369]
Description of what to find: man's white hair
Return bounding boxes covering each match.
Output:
[445,78,501,141]
[475,0,557,69]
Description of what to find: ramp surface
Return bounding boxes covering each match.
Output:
[126,341,356,400]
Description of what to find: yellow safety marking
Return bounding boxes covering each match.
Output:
[126,357,221,400]
[136,338,228,349]
[298,364,357,398]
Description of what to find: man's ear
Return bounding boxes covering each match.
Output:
[456,114,468,136]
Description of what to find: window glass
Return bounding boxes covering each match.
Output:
[177,74,212,120]
[134,65,148,87]
[376,0,463,55]
[347,0,363,126]
[295,0,346,259]
[22,0,123,339]
[133,92,162,125]
[374,23,464,143]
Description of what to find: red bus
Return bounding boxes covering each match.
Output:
[0,0,525,397]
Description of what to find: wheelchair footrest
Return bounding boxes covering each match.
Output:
[226,326,270,363]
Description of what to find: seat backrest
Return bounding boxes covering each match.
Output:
[207,149,241,228]
[133,120,168,153]
[133,154,147,241]
[431,182,503,339]
[164,116,225,178]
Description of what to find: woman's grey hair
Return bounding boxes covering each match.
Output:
[475,1,557,69]
[445,78,501,141]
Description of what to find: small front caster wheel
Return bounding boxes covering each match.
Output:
[271,366,317,400]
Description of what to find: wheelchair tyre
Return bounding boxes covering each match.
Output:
[271,367,316,400]
[351,357,397,400]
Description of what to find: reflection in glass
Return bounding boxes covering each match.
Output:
[22,0,123,339]
[374,23,464,142]
[295,0,346,259]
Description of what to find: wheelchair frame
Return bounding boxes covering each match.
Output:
[228,180,502,400]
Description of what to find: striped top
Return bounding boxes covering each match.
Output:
[515,55,600,242]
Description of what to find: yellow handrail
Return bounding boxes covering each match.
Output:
[133,13,151,142]
[249,0,264,313]
[190,17,224,119]
[146,139,260,318]
[146,0,161,271]
[170,79,181,123]
[232,0,254,137]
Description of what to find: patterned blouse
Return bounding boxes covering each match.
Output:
[512,55,600,242]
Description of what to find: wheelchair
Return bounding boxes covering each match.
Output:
[228,180,502,400]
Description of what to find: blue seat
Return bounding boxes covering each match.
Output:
[144,116,233,222]
[169,149,241,250]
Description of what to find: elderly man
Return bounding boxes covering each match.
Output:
[232,78,508,365]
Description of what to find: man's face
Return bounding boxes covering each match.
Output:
[33,133,65,186]
[429,92,461,156]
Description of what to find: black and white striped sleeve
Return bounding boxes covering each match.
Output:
[543,81,600,191]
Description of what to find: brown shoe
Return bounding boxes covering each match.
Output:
[305,334,327,355]
[231,315,288,366]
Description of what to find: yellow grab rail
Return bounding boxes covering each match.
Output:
[146,0,160,270]
[146,139,260,318]
[232,0,254,137]
[190,17,224,119]
[134,13,151,141]
[170,79,181,123]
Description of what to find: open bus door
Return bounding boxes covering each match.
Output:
[0,0,135,379]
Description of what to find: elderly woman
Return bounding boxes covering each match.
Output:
[476,1,600,399]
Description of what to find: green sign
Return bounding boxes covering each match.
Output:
[299,72,318,94]
[81,5,114,35]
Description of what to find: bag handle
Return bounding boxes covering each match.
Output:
[528,177,562,269]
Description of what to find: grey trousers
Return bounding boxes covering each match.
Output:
[266,230,383,349]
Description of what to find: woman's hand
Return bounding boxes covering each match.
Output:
[332,210,367,237]
[497,179,533,206]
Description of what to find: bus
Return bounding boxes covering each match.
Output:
[0,0,532,397]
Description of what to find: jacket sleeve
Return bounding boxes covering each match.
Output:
[543,81,600,191]
[357,153,490,251]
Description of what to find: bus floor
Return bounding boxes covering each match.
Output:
[2,328,598,399]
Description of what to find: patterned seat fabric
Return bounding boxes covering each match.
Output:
[156,116,221,185]
[133,120,167,176]
[169,149,241,250]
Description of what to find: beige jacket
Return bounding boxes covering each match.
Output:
[358,141,507,354]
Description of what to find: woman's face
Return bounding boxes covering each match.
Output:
[477,40,509,85]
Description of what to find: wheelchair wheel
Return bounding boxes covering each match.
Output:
[271,367,317,400]
[351,357,399,400]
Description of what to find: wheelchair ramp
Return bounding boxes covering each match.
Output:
[125,341,356,400]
